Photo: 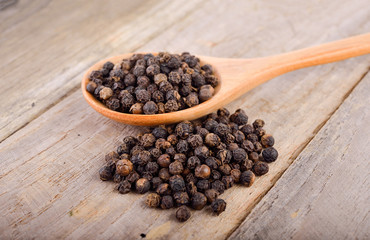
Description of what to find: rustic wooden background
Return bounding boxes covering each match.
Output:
[0,0,369,239]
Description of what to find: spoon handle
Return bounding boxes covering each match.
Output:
[265,33,370,73]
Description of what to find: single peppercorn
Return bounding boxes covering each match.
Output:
[194,165,211,179]
[253,161,269,176]
[143,101,158,115]
[204,189,219,204]
[199,85,215,102]
[160,195,174,209]
[99,165,114,181]
[232,148,247,163]
[158,168,171,181]
[240,170,255,187]
[169,175,186,192]
[169,161,184,175]
[211,180,225,194]
[222,175,234,189]
[130,103,143,114]
[194,146,209,160]
[230,169,241,183]
[253,119,265,129]
[118,180,132,194]
[136,178,151,194]
[262,147,278,162]
[157,154,171,168]
[196,179,210,192]
[116,159,133,176]
[173,191,190,205]
[261,134,275,147]
[211,199,226,215]
[146,193,161,208]
[191,192,207,210]
[176,206,191,222]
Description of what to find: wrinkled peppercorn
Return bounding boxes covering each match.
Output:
[161,195,174,209]
[262,147,278,162]
[98,107,278,223]
[146,193,161,208]
[176,206,191,222]
[118,180,132,194]
[211,199,226,215]
[253,161,269,176]
[240,170,255,187]
[116,159,133,176]
[261,134,275,147]
[136,178,151,194]
[191,192,207,210]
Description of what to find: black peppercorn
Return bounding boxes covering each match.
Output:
[118,180,132,194]
[211,199,226,215]
[116,159,133,176]
[222,175,234,189]
[156,183,171,195]
[146,193,161,208]
[157,154,171,168]
[136,178,151,194]
[261,134,275,147]
[173,191,190,206]
[253,161,269,176]
[194,164,211,179]
[99,165,114,181]
[196,179,210,192]
[211,180,225,194]
[169,175,186,192]
[262,147,278,163]
[253,119,265,129]
[176,206,191,222]
[230,169,241,183]
[199,85,215,102]
[191,192,207,210]
[160,195,174,209]
[158,168,171,182]
[169,161,184,175]
[240,170,255,187]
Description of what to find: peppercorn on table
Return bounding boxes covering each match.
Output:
[1,0,369,239]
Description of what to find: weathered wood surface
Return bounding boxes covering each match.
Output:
[0,0,204,142]
[0,0,370,239]
[230,72,370,240]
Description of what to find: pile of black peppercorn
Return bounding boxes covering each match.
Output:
[99,108,278,222]
[86,52,219,114]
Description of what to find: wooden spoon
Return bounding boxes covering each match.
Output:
[82,33,370,126]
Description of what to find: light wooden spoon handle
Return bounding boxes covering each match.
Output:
[264,33,370,74]
[214,33,370,100]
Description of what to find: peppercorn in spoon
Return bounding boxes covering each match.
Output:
[82,33,370,125]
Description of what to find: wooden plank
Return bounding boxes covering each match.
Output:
[0,0,370,239]
[0,0,204,142]
[229,72,370,240]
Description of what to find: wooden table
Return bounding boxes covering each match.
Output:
[1,0,369,239]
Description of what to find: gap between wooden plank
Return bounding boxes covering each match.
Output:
[226,67,370,239]
[228,69,370,240]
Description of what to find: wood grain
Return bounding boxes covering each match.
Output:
[0,0,370,239]
[0,0,204,142]
[229,72,370,240]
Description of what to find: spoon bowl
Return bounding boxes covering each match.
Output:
[82,33,370,126]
